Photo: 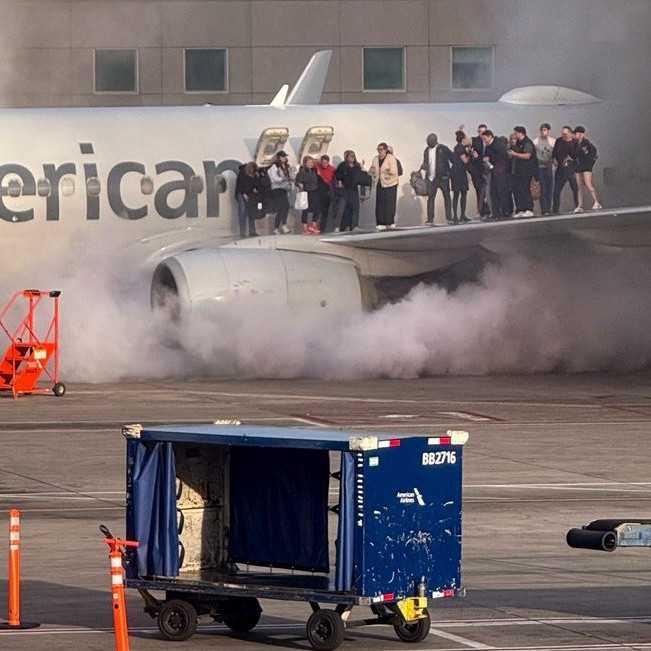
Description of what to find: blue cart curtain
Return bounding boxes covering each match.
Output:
[229,446,330,572]
[335,452,356,592]
[129,441,179,577]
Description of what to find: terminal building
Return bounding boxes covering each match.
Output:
[0,0,648,109]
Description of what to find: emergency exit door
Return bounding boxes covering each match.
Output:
[298,126,334,161]
[255,127,289,167]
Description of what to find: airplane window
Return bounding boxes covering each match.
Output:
[451,47,494,90]
[185,49,228,93]
[37,179,51,197]
[363,48,405,91]
[86,177,101,196]
[95,49,138,93]
[7,179,21,198]
[61,178,75,197]
[190,175,204,194]
[141,176,154,195]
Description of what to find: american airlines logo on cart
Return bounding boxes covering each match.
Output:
[396,488,425,506]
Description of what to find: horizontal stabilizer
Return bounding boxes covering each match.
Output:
[270,84,289,107]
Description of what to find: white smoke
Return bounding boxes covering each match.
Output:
[3,245,650,383]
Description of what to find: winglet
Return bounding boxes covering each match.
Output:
[270,84,289,107]
[286,50,332,105]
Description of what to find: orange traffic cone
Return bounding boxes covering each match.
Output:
[0,510,39,629]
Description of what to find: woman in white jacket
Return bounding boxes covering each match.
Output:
[370,143,399,230]
[268,150,293,234]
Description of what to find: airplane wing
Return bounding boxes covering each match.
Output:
[321,206,651,256]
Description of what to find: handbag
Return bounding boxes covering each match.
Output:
[294,190,309,210]
[410,171,428,196]
[530,178,541,201]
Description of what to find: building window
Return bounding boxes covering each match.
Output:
[451,46,494,90]
[185,49,228,93]
[363,47,405,92]
[95,49,138,93]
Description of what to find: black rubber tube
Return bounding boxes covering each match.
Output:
[566,528,617,551]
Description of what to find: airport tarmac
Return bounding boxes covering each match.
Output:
[1,373,651,651]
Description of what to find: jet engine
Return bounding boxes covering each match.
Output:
[151,248,363,319]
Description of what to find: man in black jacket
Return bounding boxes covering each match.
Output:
[551,125,579,214]
[509,126,537,218]
[471,124,491,218]
[420,133,453,225]
[482,131,510,220]
[334,150,372,231]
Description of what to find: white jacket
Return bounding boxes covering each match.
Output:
[268,164,293,191]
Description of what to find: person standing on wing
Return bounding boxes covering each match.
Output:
[420,133,453,225]
[370,142,400,231]
[573,126,602,212]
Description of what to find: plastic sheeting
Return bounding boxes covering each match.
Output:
[229,446,330,572]
[127,441,179,578]
[335,452,356,592]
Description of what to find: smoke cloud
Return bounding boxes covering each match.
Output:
[9,245,649,383]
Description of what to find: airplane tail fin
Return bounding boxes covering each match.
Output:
[281,50,332,106]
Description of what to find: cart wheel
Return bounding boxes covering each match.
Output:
[222,597,262,634]
[158,599,197,642]
[307,609,345,651]
[52,382,66,397]
[394,610,431,643]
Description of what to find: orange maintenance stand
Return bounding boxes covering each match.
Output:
[0,290,65,398]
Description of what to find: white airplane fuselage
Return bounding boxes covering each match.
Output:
[0,100,635,280]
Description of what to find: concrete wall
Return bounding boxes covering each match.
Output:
[0,0,648,108]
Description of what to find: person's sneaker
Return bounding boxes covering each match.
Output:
[425,220,434,227]
[522,210,534,218]
[513,211,524,219]
[272,228,280,235]
[302,224,311,235]
[592,202,603,210]
[460,217,471,224]
[334,227,340,233]
[281,224,291,234]
[310,223,321,235]
[376,224,387,231]
[389,223,397,230]
[572,206,584,214]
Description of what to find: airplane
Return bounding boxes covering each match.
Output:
[0,50,649,327]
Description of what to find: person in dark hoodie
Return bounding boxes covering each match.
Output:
[573,126,602,212]
[334,150,371,232]
[234,162,261,237]
[295,155,320,234]
[509,125,537,218]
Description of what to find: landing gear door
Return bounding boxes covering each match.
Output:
[298,126,334,162]
[255,128,289,167]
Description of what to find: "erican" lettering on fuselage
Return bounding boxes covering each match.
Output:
[0,144,242,223]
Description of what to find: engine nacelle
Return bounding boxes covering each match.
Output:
[151,248,363,318]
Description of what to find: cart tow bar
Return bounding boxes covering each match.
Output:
[100,524,139,651]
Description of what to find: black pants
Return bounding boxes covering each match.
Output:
[471,168,490,216]
[335,189,360,230]
[376,184,397,226]
[453,190,467,220]
[317,187,333,231]
[513,174,533,213]
[552,166,579,213]
[301,190,319,223]
[490,173,510,219]
[271,189,289,228]
[427,177,451,223]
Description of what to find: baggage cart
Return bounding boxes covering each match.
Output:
[121,424,468,649]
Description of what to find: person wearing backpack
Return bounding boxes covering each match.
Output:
[370,142,400,231]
